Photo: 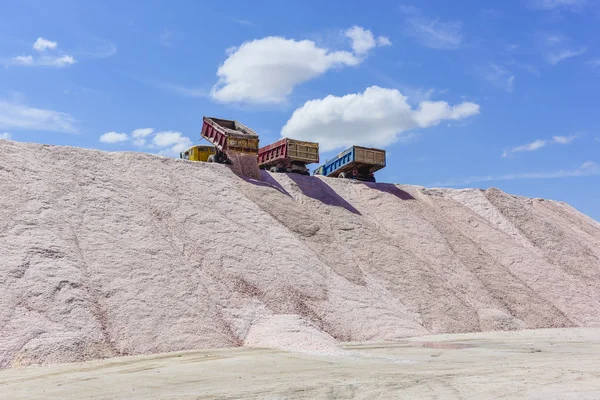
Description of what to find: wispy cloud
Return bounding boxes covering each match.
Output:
[0,132,12,140]
[546,47,587,65]
[74,39,117,59]
[537,32,587,65]
[398,6,463,50]
[481,64,515,92]
[160,29,184,47]
[0,99,77,133]
[432,161,599,187]
[502,134,579,157]
[3,37,76,68]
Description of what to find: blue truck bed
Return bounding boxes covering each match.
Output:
[313,145,386,181]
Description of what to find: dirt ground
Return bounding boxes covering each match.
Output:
[2,328,599,399]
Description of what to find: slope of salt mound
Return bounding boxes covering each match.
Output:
[1,139,599,368]
[244,315,349,356]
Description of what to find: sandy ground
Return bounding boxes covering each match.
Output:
[1,328,599,399]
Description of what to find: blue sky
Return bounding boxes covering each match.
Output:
[1,0,599,220]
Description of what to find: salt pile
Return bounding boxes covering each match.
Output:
[1,139,599,368]
[244,315,350,356]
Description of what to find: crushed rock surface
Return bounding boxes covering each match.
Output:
[1,139,599,368]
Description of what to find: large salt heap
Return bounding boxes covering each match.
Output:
[1,139,599,368]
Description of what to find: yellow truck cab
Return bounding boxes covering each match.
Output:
[180,145,216,162]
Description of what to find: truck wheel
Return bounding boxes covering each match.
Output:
[269,166,279,173]
[301,170,310,176]
[338,172,347,179]
[207,155,216,163]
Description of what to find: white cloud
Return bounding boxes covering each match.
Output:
[152,131,192,155]
[344,26,391,55]
[552,135,577,144]
[538,33,587,65]
[281,86,480,152]
[399,6,463,50]
[99,132,129,143]
[5,38,76,68]
[132,128,154,138]
[33,37,57,52]
[432,161,599,187]
[99,128,193,156]
[546,47,587,65]
[0,100,77,133]
[211,26,388,104]
[11,54,76,68]
[12,55,34,66]
[502,135,578,157]
[0,132,12,140]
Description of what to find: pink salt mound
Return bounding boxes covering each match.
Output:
[1,139,599,368]
[244,315,349,356]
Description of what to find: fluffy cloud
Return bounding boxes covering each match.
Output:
[131,128,154,146]
[100,132,129,143]
[281,86,480,152]
[211,26,389,104]
[502,135,578,157]
[5,38,76,68]
[0,132,12,140]
[33,37,57,52]
[153,131,193,154]
[344,26,391,55]
[0,100,77,133]
[399,6,463,50]
[99,128,192,156]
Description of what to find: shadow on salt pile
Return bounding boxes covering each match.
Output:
[241,170,292,197]
[363,182,415,200]
[287,174,361,215]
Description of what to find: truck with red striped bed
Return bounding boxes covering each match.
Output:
[257,138,319,175]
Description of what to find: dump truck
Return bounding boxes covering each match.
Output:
[257,138,319,175]
[201,116,260,164]
[313,145,386,182]
[179,145,215,162]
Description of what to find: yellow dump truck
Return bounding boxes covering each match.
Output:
[179,145,216,162]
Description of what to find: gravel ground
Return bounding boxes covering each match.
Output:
[2,328,599,399]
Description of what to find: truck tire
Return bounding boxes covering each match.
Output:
[338,172,347,179]
[207,155,216,163]
[269,166,279,173]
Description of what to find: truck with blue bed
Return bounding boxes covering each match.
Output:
[313,145,386,182]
